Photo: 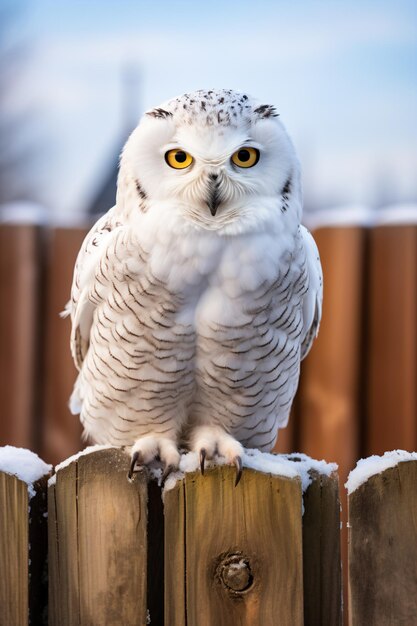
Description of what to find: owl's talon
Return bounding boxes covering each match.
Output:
[128,451,142,480]
[234,455,243,486]
[161,464,176,485]
[200,448,207,476]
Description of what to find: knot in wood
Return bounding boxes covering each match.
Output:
[217,553,253,594]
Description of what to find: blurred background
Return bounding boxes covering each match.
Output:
[0,0,416,617]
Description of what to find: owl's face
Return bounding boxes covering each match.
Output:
[119,89,301,234]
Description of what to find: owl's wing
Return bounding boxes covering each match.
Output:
[65,207,122,371]
[300,225,323,360]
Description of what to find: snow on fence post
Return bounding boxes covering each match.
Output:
[347,452,417,625]
[164,455,341,626]
[48,446,151,626]
[0,447,51,626]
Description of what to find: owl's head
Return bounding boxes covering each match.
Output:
[117,89,301,234]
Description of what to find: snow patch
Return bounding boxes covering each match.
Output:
[54,444,117,475]
[345,449,417,495]
[0,446,52,499]
[163,449,337,496]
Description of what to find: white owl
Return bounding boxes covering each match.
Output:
[67,89,322,485]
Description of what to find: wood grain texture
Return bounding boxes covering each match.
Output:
[0,225,40,449]
[48,448,148,626]
[302,471,342,626]
[42,227,88,465]
[348,461,417,625]
[367,226,417,455]
[165,466,304,626]
[0,470,49,626]
[0,473,29,626]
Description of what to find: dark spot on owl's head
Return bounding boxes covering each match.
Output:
[146,108,173,119]
[253,104,279,119]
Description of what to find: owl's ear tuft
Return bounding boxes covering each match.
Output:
[253,104,279,119]
[146,108,173,119]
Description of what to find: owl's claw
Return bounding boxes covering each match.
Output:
[161,464,176,485]
[200,448,207,476]
[128,450,143,480]
[234,455,243,486]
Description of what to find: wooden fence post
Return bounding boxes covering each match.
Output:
[0,225,41,450]
[164,465,304,626]
[367,225,417,455]
[348,458,417,625]
[0,452,50,626]
[42,226,89,465]
[302,470,342,625]
[48,447,149,626]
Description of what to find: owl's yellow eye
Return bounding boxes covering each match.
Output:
[165,149,193,169]
[231,147,260,168]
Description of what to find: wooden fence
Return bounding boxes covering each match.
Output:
[1,447,416,625]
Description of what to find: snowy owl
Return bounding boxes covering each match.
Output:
[66,89,322,485]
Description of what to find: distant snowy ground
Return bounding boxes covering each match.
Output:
[346,449,417,495]
[0,446,52,498]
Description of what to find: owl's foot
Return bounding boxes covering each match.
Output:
[128,436,180,481]
[190,425,244,486]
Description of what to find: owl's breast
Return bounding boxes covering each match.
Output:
[188,228,307,449]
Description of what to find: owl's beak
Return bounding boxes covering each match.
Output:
[206,173,221,216]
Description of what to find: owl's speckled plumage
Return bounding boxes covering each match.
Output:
[67,88,323,477]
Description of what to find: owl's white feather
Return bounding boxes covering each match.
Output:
[67,89,323,476]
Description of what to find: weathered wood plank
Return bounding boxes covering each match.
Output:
[51,458,79,626]
[165,466,304,626]
[367,225,417,454]
[348,460,417,625]
[303,470,342,626]
[0,224,40,449]
[0,471,49,626]
[42,226,88,465]
[0,473,29,626]
[49,448,149,626]
[47,482,59,626]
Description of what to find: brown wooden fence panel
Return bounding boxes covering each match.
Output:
[298,226,366,486]
[0,466,49,626]
[366,225,417,455]
[0,225,40,449]
[48,447,148,626]
[0,472,29,626]
[303,470,342,626]
[164,466,304,626]
[348,460,417,625]
[41,226,88,465]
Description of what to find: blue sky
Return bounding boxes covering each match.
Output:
[6,0,417,216]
